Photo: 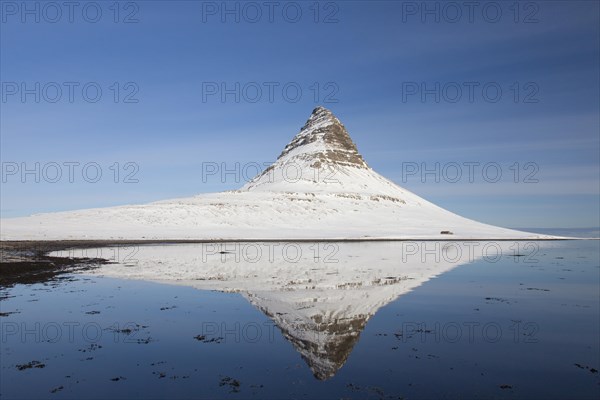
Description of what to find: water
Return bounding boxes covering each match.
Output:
[1,240,599,399]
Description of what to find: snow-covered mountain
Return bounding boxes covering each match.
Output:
[1,107,556,240]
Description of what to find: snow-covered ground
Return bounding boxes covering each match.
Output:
[1,107,560,241]
[0,189,555,240]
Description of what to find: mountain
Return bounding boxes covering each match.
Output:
[0,107,557,240]
[242,106,370,193]
[242,106,425,198]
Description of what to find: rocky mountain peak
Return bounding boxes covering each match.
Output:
[276,106,368,169]
[301,106,337,130]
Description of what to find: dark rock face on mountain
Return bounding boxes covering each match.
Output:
[276,106,369,169]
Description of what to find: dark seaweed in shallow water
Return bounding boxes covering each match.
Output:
[16,361,45,371]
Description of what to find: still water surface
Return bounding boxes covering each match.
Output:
[1,239,598,399]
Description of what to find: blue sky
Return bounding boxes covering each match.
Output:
[1,0,599,228]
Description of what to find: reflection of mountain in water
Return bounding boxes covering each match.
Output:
[243,282,406,380]
[80,241,512,379]
[260,298,368,381]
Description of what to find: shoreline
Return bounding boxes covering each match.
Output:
[0,240,113,288]
[0,236,586,246]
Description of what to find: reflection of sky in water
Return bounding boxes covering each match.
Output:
[1,240,598,399]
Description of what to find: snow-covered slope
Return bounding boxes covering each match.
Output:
[1,107,556,240]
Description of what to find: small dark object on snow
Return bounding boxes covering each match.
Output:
[440,231,453,235]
